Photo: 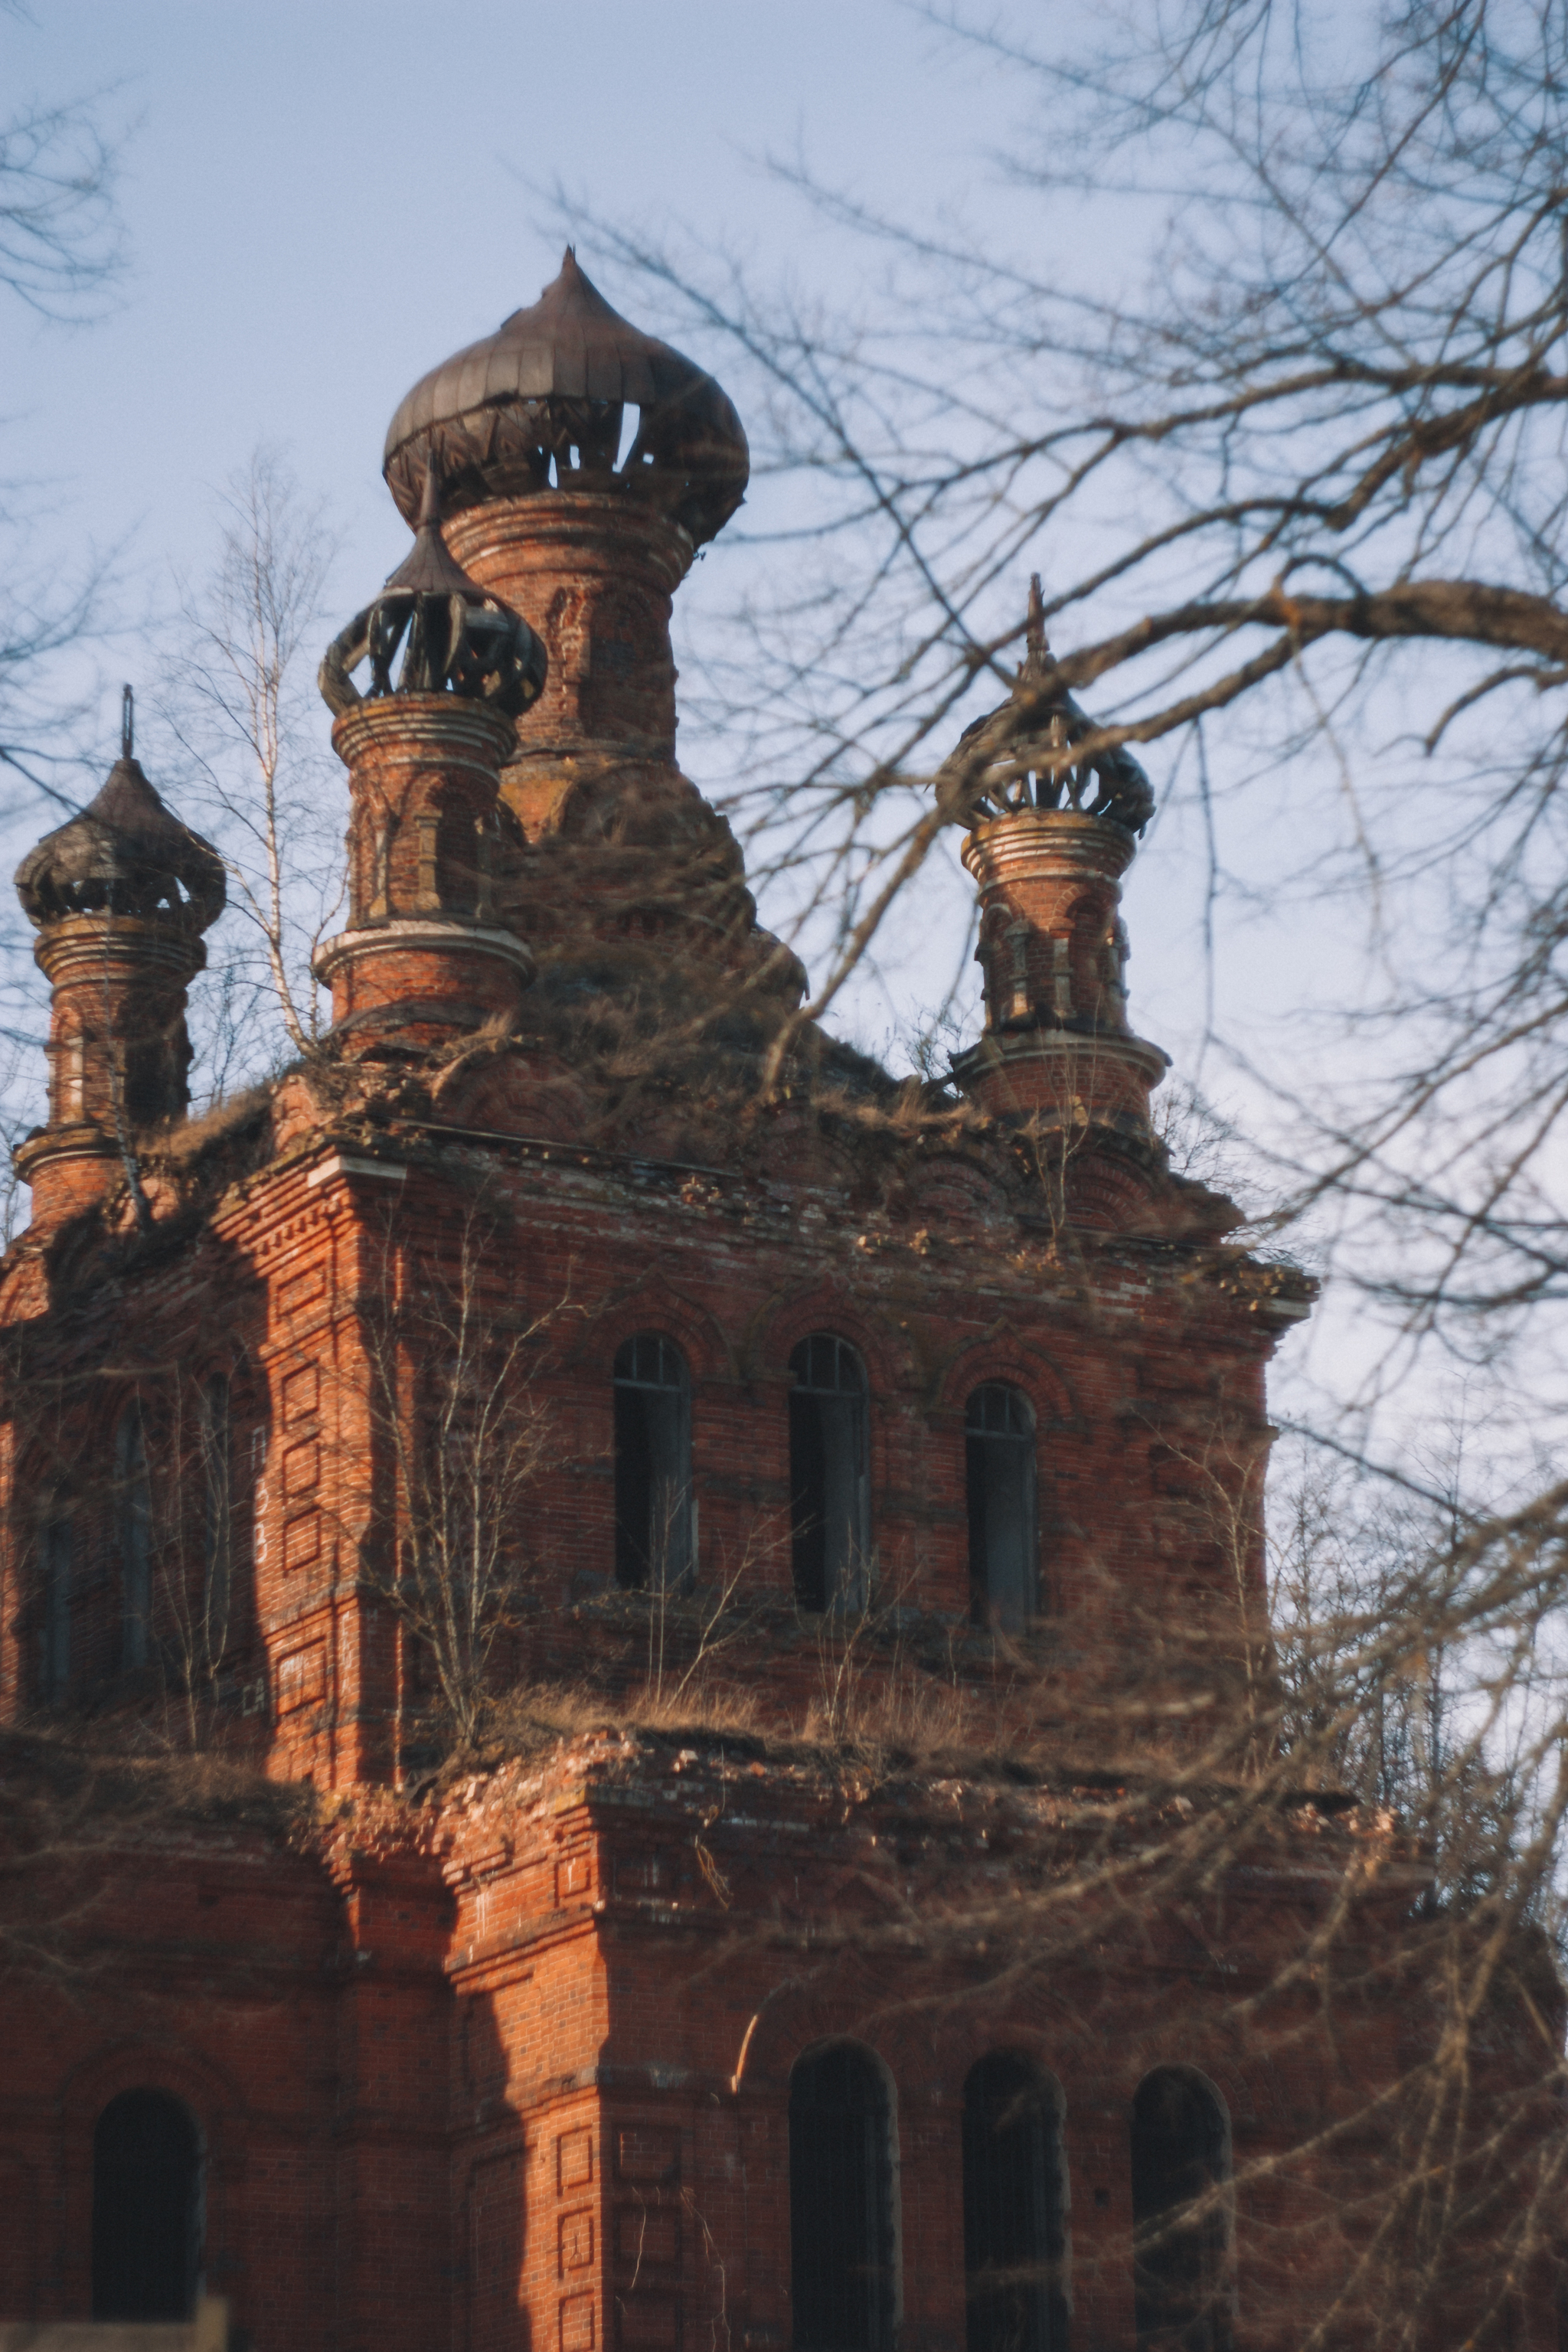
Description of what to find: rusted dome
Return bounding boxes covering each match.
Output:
[319,475,548,718]
[16,756,226,933]
[938,577,1155,838]
[384,249,749,549]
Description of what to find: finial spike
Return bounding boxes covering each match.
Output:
[121,684,133,760]
[415,469,443,531]
[1027,574,1046,661]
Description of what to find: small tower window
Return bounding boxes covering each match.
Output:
[789,2043,896,2352]
[1131,2069,1233,2350]
[201,1374,232,1663]
[789,1335,870,1612]
[115,1405,152,1671]
[965,1385,1037,1632]
[39,1517,71,1705]
[92,2089,201,2321]
[963,2055,1067,2352]
[613,1334,693,1589]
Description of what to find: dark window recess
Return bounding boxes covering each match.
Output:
[789,2044,895,2352]
[614,1333,693,1590]
[789,1335,869,1612]
[116,1406,152,1670]
[962,2054,1067,2352]
[39,1517,71,1704]
[1131,2070,1232,2351]
[92,2089,201,2321]
[202,1374,232,1662]
[965,1386,1037,1631]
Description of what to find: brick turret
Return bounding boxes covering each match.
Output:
[315,482,546,1046]
[383,252,802,1005]
[944,581,1169,1218]
[12,694,224,1224]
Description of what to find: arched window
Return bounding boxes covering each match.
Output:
[92,2089,201,2321]
[965,1387,1037,1631]
[115,1405,152,1671]
[613,1334,693,1589]
[789,1335,870,1612]
[1131,2069,1232,2350]
[962,2054,1067,2352]
[789,2043,896,2352]
[39,1517,71,1705]
[201,1374,232,1661]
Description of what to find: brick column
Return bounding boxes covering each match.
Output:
[315,694,535,1044]
[952,808,1168,1135]
[444,492,691,826]
[16,913,207,1225]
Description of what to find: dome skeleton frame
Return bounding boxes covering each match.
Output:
[944,578,1156,840]
[319,477,547,722]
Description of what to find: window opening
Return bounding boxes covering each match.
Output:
[614,1334,693,1589]
[92,2089,201,2321]
[116,1405,152,1670]
[40,1517,71,1705]
[965,1386,1037,1631]
[201,1374,232,1663]
[962,2054,1067,2352]
[1131,2070,1232,2350]
[789,1335,870,1612]
[789,2043,896,2352]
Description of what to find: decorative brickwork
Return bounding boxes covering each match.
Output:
[0,267,1552,2352]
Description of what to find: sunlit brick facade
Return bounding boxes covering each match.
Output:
[0,255,1550,2352]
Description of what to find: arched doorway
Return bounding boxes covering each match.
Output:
[1130,2069,1231,2350]
[92,2088,201,2321]
[962,2053,1067,2352]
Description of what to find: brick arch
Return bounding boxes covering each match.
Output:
[960,2045,1067,2115]
[743,1281,917,1397]
[903,1142,1021,1220]
[60,2034,243,2135]
[1123,2054,1250,2127]
[57,2037,245,2318]
[65,1377,146,1472]
[929,1326,1083,1430]
[729,1974,935,2099]
[932,2016,1072,2111]
[572,1272,738,1387]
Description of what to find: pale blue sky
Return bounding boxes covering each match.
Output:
[3,2,1351,1182]
[8,1,993,643]
[4,2,1524,1444]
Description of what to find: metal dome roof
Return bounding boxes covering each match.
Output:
[16,756,226,933]
[383,250,749,548]
[939,579,1156,838]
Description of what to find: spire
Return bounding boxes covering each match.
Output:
[318,476,546,720]
[1023,573,1048,677]
[312,507,541,1047]
[382,248,749,547]
[938,583,1169,1223]
[12,726,226,1227]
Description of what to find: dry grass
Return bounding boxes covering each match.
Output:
[439,1658,1065,1789]
[488,1677,765,1748]
[0,1720,313,1835]
[155,1085,273,1162]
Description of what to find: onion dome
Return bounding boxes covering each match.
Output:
[383,248,749,550]
[319,474,548,718]
[941,577,1155,838]
[16,717,224,933]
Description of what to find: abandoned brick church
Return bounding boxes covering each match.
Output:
[0,255,1553,2352]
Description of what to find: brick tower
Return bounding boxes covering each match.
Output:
[0,260,1552,2352]
[942,578,1168,1232]
[12,692,224,1227]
